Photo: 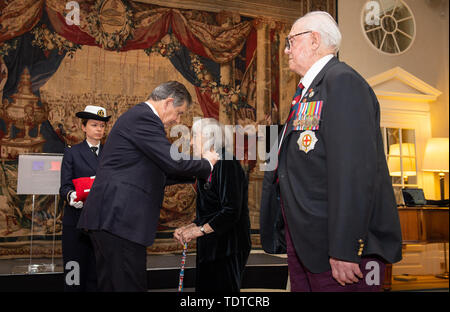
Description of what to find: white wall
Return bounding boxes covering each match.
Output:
[338,0,449,138]
[338,0,449,276]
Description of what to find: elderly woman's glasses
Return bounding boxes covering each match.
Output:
[285,31,312,50]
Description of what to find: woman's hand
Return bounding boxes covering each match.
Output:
[173,223,197,245]
[180,226,204,244]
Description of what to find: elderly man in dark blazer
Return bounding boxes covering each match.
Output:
[78,81,219,291]
[260,11,402,291]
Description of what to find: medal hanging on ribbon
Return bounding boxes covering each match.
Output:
[293,101,323,131]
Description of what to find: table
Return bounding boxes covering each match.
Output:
[383,206,449,291]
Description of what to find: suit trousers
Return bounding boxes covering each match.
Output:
[281,201,385,292]
[89,230,147,292]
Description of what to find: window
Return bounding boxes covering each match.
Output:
[362,0,416,55]
[382,127,418,204]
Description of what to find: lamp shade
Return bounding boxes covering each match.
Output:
[422,138,449,172]
[388,143,417,177]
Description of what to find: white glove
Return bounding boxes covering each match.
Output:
[69,191,83,209]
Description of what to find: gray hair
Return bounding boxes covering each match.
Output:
[148,81,192,107]
[295,11,342,54]
[192,118,230,153]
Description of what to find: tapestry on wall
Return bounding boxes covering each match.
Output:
[0,0,336,259]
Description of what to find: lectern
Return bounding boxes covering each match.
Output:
[16,153,63,274]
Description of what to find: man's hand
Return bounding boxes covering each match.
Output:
[329,257,363,286]
[203,150,220,167]
[69,191,83,209]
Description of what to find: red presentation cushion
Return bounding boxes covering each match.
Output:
[72,176,95,202]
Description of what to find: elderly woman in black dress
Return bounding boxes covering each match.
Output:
[174,118,251,292]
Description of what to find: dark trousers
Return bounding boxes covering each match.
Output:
[89,230,147,292]
[283,214,385,292]
[195,251,249,292]
[62,225,97,292]
[279,199,385,292]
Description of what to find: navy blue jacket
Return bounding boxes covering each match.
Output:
[260,57,402,273]
[77,103,211,246]
[60,140,102,226]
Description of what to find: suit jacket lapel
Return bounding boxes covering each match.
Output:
[283,56,340,140]
[80,140,98,172]
[306,56,339,93]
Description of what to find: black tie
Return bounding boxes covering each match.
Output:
[90,146,98,156]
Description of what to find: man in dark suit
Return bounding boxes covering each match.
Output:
[60,105,111,291]
[77,81,219,291]
[260,11,402,291]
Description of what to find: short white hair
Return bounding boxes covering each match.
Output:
[295,11,342,54]
[192,117,226,150]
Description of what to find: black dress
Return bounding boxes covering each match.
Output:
[194,154,251,292]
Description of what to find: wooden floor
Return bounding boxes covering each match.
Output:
[390,275,449,292]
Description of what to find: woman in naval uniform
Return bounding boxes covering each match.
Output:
[59,105,111,291]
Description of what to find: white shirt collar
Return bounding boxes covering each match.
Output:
[144,101,160,118]
[86,140,100,155]
[299,54,334,96]
[86,141,100,149]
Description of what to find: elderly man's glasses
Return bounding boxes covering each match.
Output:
[285,31,312,50]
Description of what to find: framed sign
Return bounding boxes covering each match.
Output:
[17,153,63,195]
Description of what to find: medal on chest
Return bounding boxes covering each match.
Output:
[292,100,323,131]
[297,130,318,153]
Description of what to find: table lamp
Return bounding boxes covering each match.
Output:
[422,137,449,279]
[423,138,449,200]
